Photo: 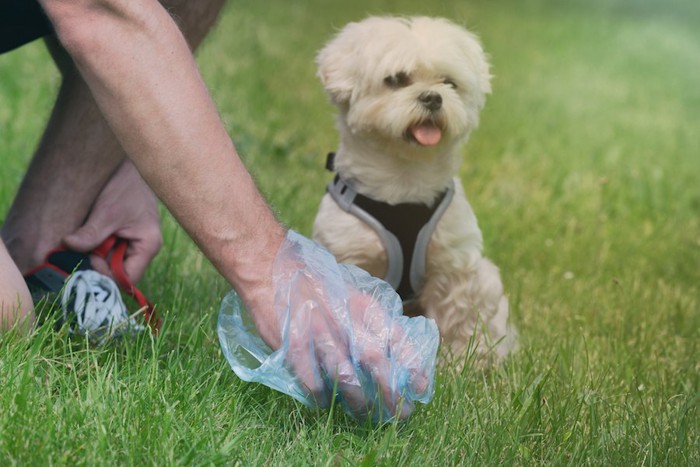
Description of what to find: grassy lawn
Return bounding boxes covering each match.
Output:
[1,0,698,464]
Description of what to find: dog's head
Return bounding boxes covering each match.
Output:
[317,16,491,156]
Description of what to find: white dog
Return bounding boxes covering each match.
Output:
[312,16,516,364]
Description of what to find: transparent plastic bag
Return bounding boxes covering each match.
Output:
[217,230,439,423]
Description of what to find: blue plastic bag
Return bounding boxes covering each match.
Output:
[217,230,439,423]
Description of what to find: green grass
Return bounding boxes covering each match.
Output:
[1,0,698,464]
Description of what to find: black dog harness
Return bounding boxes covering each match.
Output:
[325,153,454,302]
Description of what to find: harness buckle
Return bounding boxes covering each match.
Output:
[327,175,358,212]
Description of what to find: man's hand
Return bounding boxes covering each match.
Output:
[63,160,162,283]
[284,274,431,419]
[219,231,438,422]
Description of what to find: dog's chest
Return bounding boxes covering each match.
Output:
[317,172,457,302]
[314,176,483,299]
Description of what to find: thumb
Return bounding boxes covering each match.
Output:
[63,223,111,253]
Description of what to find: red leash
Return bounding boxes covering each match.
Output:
[93,235,162,333]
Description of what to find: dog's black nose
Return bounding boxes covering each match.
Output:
[418,91,442,111]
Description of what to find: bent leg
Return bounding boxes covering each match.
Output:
[1,43,124,272]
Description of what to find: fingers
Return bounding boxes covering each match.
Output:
[62,201,162,284]
[63,222,108,253]
[122,246,151,284]
[285,286,331,406]
[122,228,162,283]
[327,363,369,418]
[295,289,428,420]
[63,220,160,284]
[315,331,368,416]
[389,321,430,395]
[269,232,435,421]
[63,214,116,279]
[86,254,113,279]
[285,289,368,415]
[369,362,414,420]
[347,290,429,419]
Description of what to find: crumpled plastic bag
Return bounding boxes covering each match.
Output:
[217,230,439,423]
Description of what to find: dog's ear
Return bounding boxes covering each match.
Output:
[457,27,492,102]
[468,35,492,99]
[445,24,491,110]
[316,29,358,107]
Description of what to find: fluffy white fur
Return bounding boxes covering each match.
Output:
[312,16,516,364]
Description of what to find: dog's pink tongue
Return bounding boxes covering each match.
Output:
[411,124,442,146]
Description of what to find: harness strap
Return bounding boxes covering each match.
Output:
[325,153,454,302]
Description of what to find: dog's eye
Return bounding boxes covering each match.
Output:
[443,78,458,89]
[384,72,412,89]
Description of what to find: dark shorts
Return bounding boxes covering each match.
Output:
[0,0,54,54]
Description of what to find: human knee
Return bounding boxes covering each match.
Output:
[39,1,93,52]
[0,287,34,332]
[159,0,227,49]
[0,246,35,331]
[39,0,157,60]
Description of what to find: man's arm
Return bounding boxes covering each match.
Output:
[39,0,285,345]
